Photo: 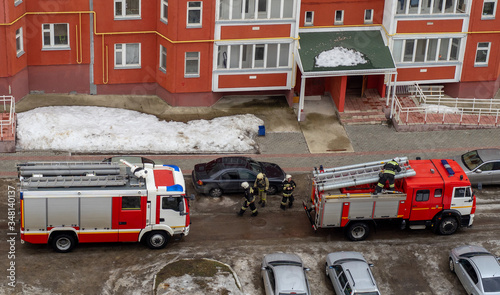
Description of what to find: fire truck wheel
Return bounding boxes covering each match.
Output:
[209,187,223,198]
[449,258,455,273]
[51,233,76,253]
[438,216,458,235]
[146,231,170,249]
[346,222,370,241]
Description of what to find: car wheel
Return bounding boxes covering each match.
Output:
[51,233,76,253]
[449,258,455,273]
[208,187,223,198]
[146,231,169,250]
[267,185,278,195]
[346,222,370,241]
[438,216,458,235]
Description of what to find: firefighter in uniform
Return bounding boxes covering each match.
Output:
[281,174,296,210]
[254,173,269,207]
[375,158,402,194]
[237,182,258,217]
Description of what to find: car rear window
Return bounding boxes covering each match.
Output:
[205,160,224,176]
[462,150,483,170]
[483,277,500,292]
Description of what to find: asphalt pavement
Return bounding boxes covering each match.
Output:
[2,94,500,178]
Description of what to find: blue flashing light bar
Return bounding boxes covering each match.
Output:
[441,160,455,176]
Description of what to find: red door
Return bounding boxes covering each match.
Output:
[410,188,443,221]
[113,196,146,242]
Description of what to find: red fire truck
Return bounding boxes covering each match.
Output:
[303,157,476,241]
[17,159,190,253]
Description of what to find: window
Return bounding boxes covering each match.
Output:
[42,23,69,49]
[16,27,24,57]
[162,197,181,211]
[185,51,200,77]
[14,0,22,6]
[364,9,373,24]
[216,43,290,70]
[159,45,167,72]
[305,11,314,26]
[115,0,140,18]
[258,0,268,19]
[115,43,141,68]
[219,0,293,20]
[334,10,344,25]
[482,0,497,19]
[161,0,168,23]
[187,1,202,27]
[397,0,468,15]
[393,37,462,64]
[122,196,141,209]
[434,189,442,198]
[454,187,472,198]
[415,190,430,202]
[460,259,479,284]
[475,42,491,66]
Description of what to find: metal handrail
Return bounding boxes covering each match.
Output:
[0,96,15,139]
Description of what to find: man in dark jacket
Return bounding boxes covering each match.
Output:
[237,182,258,217]
[281,174,296,210]
[375,158,401,194]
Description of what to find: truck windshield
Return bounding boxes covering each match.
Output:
[461,150,483,170]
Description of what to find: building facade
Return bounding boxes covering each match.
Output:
[0,0,499,111]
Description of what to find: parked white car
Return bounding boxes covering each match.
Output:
[261,253,311,295]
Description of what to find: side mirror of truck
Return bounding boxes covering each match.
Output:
[178,200,186,215]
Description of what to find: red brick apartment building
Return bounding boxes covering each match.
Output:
[0,0,499,113]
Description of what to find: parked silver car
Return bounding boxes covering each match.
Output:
[449,245,500,295]
[261,253,311,295]
[325,252,380,295]
[453,149,500,185]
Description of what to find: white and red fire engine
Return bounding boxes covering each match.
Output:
[17,159,190,252]
[304,157,476,241]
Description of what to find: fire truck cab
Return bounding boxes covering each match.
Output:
[304,157,476,241]
[18,159,191,253]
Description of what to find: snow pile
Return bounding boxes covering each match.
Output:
[315,47,368,67]
[421,104,460,114]
[16,106,264,153]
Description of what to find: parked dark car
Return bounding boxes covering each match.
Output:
[192,157,286,197]
[452,149,500,185]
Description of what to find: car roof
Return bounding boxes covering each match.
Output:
[469,255,500,278]
[476,149,500,162]
[327,252,378,292]
[264,253,308,293]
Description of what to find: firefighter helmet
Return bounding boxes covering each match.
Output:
[241,182,249,189]
[257,173,264,179]
[286,174,292,179]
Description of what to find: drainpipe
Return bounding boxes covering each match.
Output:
[89,0,96,94]
[298,76,306,121]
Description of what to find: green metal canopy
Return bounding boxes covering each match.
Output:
[297,29,396,76]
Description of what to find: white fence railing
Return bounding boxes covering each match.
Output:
[392,84,500,126]
[0,96,15,139]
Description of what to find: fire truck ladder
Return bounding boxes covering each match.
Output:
[313,157,416,191]
[20,175,128,188]
[17,162,122,177]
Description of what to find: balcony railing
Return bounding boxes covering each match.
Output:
[0,96,16,139]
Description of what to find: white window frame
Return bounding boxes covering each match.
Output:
[216,42,291,70]
[16,27,24,57]
[161,0,168,23]
[334,10,344,25]
[114,0,141,19]
[187,1,203,28]
[185,51,200,77]
[395,37,462,64]
[364,9,373,24]
[114,43,141,68]
[42,23,70,49]
[482,0,497,19]
[304,11,314,26]
[475,42,491,66]
[159,45,167,72]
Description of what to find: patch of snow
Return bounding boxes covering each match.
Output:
[315,47,368,68]
[421,104,460,114]
[16,106,264,153]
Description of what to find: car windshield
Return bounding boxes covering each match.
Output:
[482,277,500,292]
[462,150,484,170]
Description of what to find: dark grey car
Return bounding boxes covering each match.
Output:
[449,245,500,295]
[192,156,286,197]
[453,149,500,185]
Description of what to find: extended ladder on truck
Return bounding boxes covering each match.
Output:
[17,161,137,189]
[312,157,416,192]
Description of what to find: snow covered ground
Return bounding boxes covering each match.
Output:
[16,106,264,153]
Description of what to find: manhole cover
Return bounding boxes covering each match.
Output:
[251,218,267,227]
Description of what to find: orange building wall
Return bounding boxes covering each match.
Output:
[218,73,287,89]
[221,24,292,39]
[300,0,385,27]
[325,76,346,112]
[396,66,457,82]
[396,19,463,33]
